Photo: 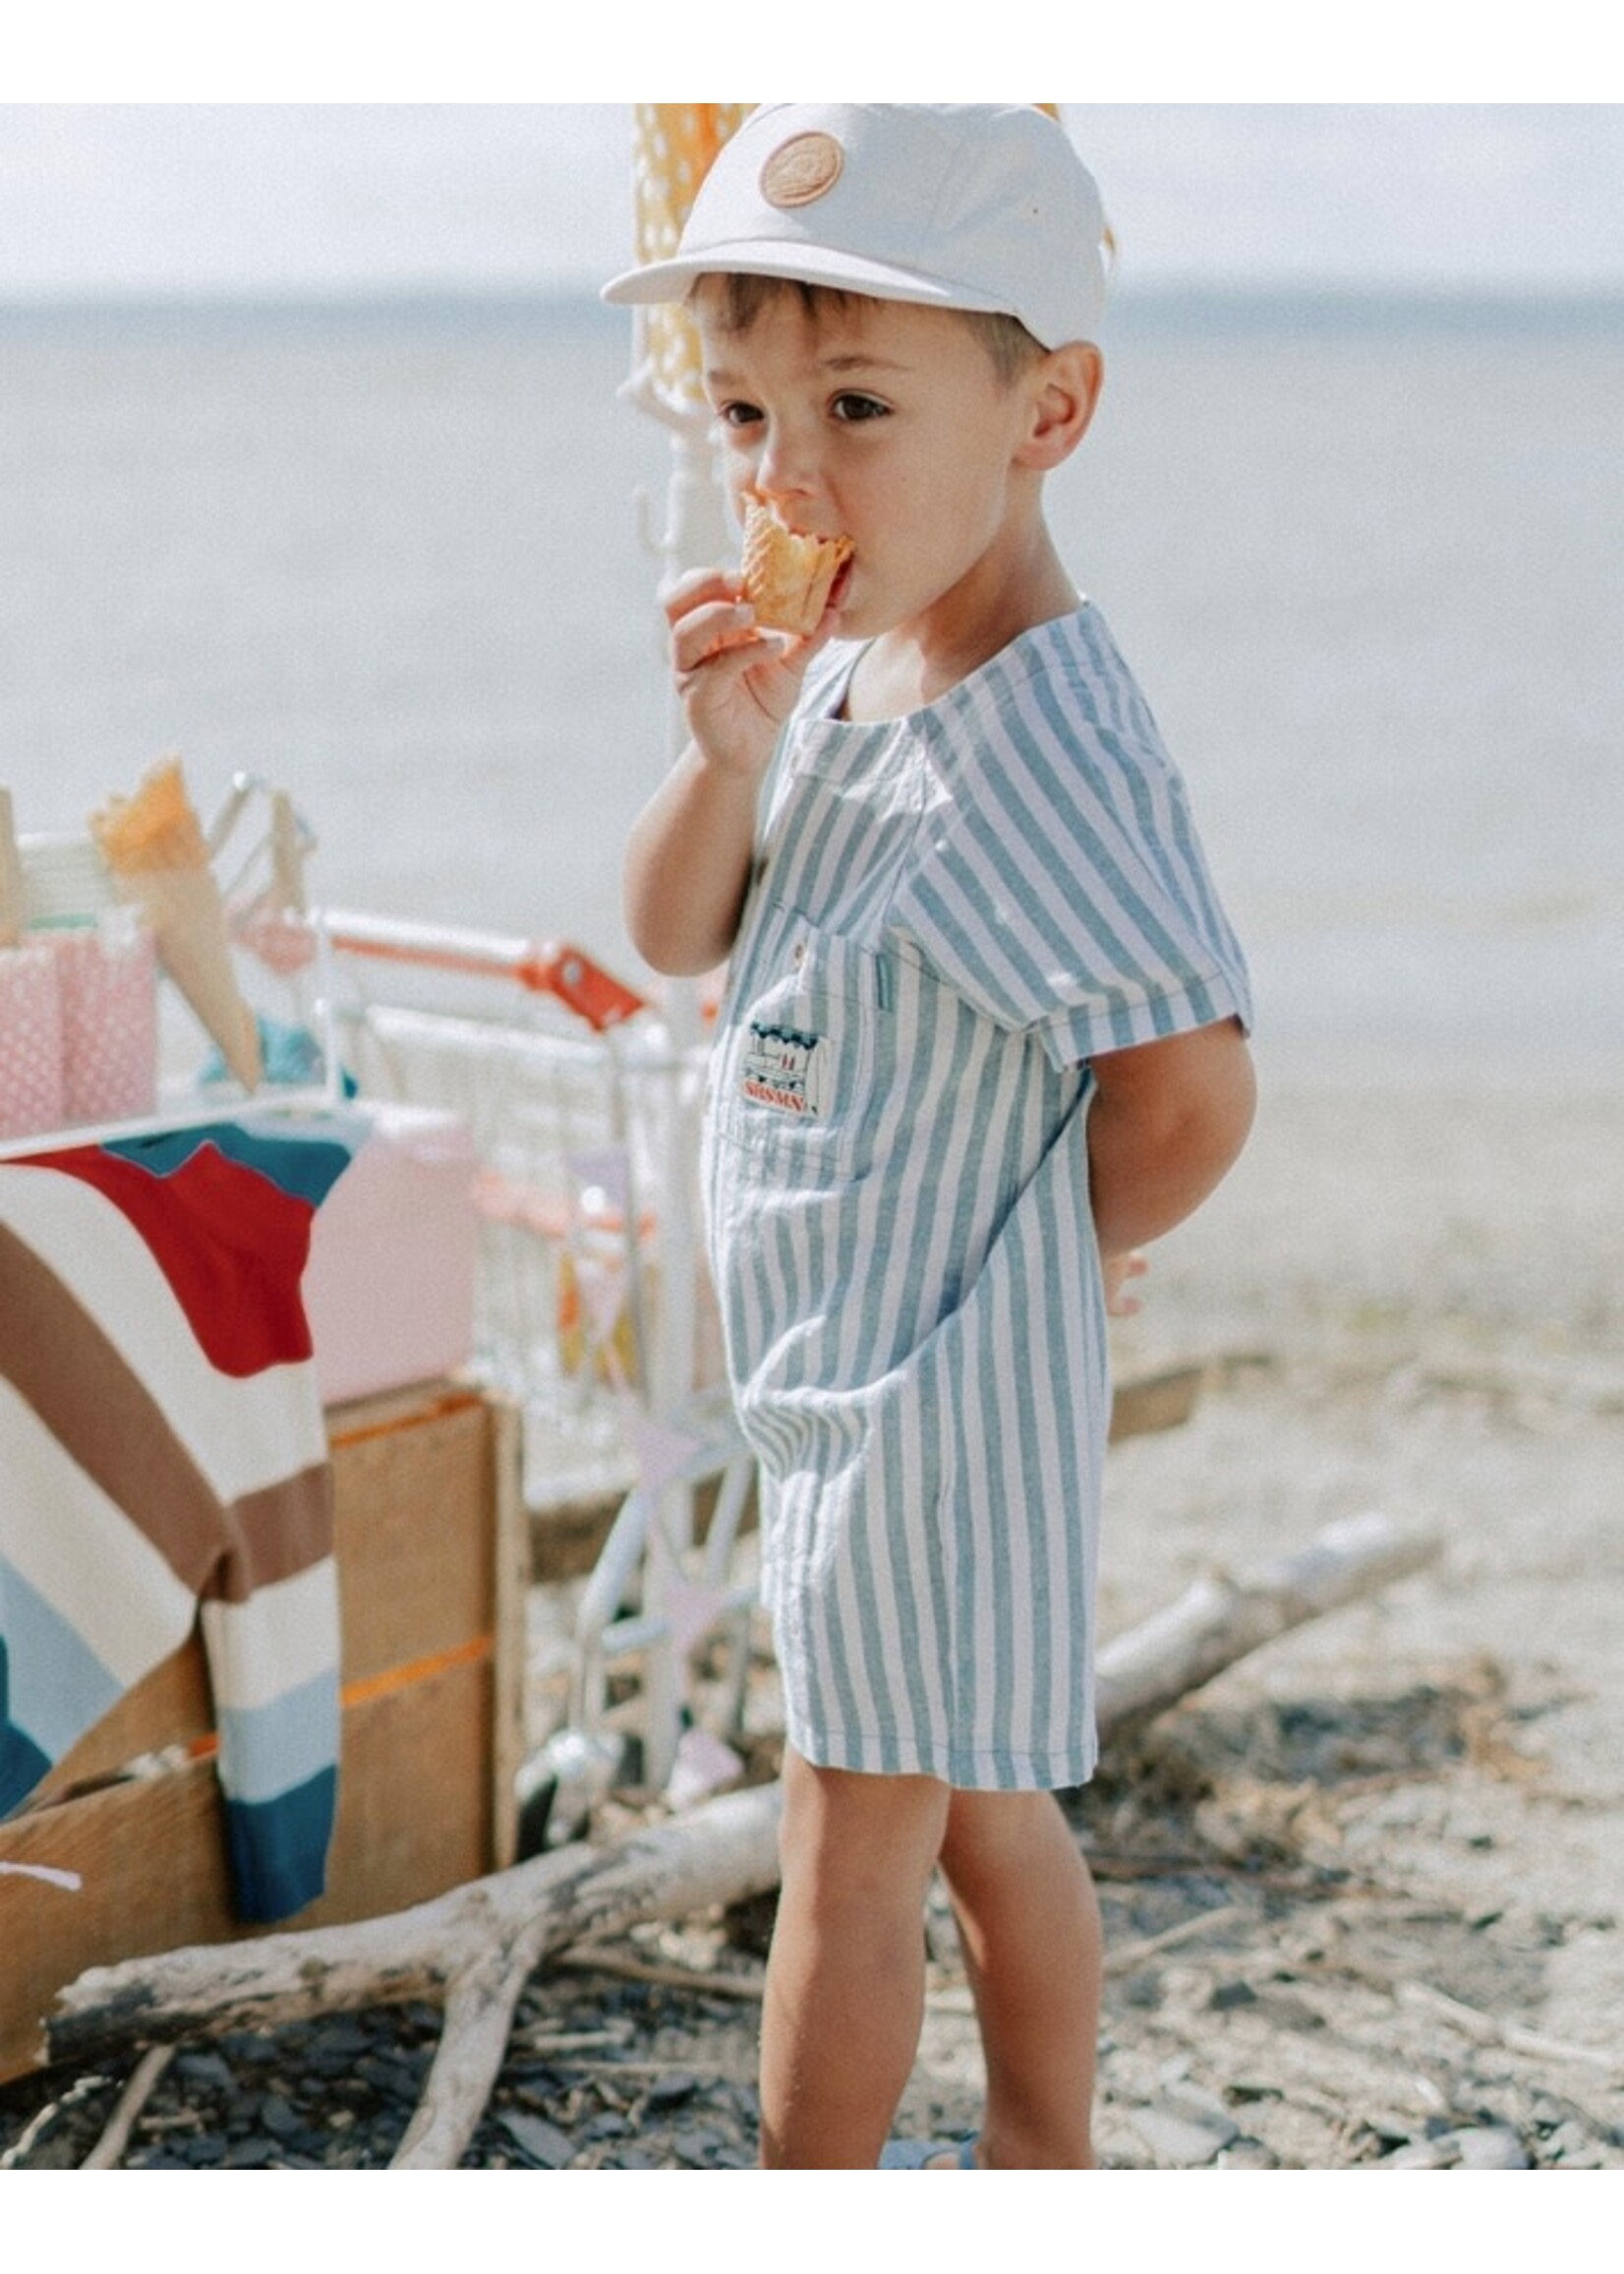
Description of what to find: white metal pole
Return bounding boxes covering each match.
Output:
[639,405,734,1791]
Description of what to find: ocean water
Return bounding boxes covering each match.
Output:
[1,290,1619,1081]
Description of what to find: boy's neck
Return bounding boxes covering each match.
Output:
[843,521,1080,723]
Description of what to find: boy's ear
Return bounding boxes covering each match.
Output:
[1015,344,1104,471]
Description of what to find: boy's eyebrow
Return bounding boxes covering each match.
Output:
[705,349,916,390]
[814,348,912,371]
[816,352,913,378]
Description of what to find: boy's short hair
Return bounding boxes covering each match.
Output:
[605,104,1108,351]
[693,269,1048,382]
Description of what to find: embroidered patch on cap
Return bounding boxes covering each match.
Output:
[760,131,844,210]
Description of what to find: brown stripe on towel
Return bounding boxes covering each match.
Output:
[0,1222,330,1602]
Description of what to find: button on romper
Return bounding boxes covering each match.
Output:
[703,607,1252,1789]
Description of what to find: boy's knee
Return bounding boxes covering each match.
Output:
[779,1750,950,1895]
[939,1785,1073,1884]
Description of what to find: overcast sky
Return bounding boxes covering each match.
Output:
[1,102,1620,300]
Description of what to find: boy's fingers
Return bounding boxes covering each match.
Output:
[673,622,794,697]
[663,564,745,625]
[670,601,762,672]
[1101,1248,1150,1318]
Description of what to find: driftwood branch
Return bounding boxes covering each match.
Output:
[48,1779,783,2169]
[1094,1509,1440,1731]
[44,1511,1436,2169]
[81,2043,175,2170]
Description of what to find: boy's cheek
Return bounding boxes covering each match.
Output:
[717,426,767,498]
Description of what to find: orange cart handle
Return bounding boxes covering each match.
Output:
[320,910,648,1033]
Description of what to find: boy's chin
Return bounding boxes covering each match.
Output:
[827,585,881,641]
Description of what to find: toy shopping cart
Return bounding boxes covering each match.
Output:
[322,910,759,1819]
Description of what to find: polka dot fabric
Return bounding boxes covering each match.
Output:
[0,944,66,1139]
[55,923,158,1123]
[0,924,158,1142]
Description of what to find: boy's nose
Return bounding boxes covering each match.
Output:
[752,426,818,508]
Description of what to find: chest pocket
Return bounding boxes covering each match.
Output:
[713,910,889,1183]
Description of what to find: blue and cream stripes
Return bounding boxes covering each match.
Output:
[703,606,1251,1790]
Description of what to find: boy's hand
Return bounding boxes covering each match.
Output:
[666,565,839,784]
[1102,1249,1148,1318]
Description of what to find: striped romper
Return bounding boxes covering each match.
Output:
[702,606,1252,1789]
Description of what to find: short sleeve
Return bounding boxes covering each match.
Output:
[889,615,1252,1069]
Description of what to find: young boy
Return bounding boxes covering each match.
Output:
[607,105,1255,2170]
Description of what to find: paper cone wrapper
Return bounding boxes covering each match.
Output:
[118,864,261,1090]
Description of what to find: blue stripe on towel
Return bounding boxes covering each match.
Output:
[222,1764,338,1923]
[212,1669,341,1809]
[0,1558,126,1792]
[1,1638,52,1814]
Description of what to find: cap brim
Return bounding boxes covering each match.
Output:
[601,240,1014,320]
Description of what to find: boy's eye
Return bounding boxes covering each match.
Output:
[831,392,888,424]
[716,401,763,431]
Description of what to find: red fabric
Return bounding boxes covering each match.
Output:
[24,1141,317,1376]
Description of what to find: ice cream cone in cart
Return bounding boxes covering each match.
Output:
[90,756,261,1091]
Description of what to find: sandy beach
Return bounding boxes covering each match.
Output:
[1068,1049,1624,2167]
[3,1046,1619,2176]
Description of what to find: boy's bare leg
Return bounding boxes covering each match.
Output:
[760,1748,952,2168]
[936,1787,1101,2168]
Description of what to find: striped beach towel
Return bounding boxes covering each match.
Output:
[0,1115,363,1922]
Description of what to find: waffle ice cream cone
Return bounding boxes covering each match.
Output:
[90,757,261,1091]
[741,503,853,635]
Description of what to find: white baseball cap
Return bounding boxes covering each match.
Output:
[602,104,1109,349]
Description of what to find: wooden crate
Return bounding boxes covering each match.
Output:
[0,1376,526,2082]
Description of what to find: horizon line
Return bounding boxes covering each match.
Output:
[1,276,1619,319]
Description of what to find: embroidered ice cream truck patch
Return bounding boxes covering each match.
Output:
[741,1021,827,1119]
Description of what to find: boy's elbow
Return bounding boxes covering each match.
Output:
[1089,1018,1256,1247]
[1204,1023,1257,1176]
[1178,1023,1256,1206]
[621,804,749,979]
[622,889,671,975]
[622,890,717,979]
[622,887,730,982]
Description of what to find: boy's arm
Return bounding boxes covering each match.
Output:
[623,743,764,977]
[1086,1017,1255,1262]
[623,565,838,978]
